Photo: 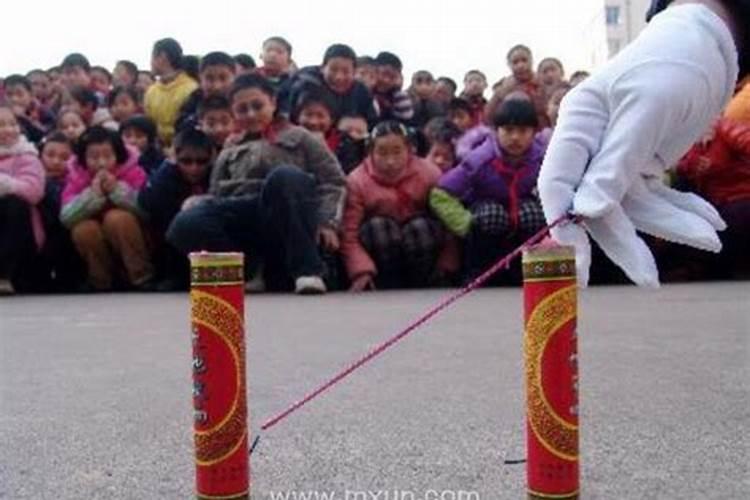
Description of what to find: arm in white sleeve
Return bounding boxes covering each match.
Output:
[538,4,739,287]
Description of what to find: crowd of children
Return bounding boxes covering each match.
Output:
[0,36,747,295]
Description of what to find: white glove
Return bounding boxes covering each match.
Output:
[538,4,738,287]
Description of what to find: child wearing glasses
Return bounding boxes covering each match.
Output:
[138,128,214,290]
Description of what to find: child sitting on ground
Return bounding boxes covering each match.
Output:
[138,128,214,290]
[0,105,45,295]
[430,99,547,284]
[60,126,153,291]
[341,121,454,291]
[675,118,750,278]
[37,133,84,291]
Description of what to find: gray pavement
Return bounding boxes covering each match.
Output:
[0,283,748,499]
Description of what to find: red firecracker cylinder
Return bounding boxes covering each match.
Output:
[190,252,249,500]
[522,245,579,499]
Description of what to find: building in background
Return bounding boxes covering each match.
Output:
[605,0,651,57]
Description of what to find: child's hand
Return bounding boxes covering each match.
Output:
[181,195,212,211]
[91,172,105,196]
[317,226,340,252]
[349,273,375,293]
[100,172,117,194]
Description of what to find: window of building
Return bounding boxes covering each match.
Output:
[606,5,621,25]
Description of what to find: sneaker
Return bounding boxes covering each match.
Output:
[294,276,327,295]
[0,279,15,296]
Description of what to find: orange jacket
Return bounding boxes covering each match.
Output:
[677,119,750,204]
[725,82,750,124]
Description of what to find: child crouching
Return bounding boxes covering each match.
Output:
[341,121,454,291]
[430,99,546,283]
[60,126,153,291]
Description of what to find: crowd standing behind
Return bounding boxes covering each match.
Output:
[0,36,748,295]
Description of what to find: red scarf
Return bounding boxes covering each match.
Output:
[325,130,342,153]
[492,157,528,229]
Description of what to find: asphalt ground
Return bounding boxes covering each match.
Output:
[1,283,748,499]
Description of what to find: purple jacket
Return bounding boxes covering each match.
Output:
[438,134,546,209]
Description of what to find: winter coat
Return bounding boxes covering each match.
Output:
[677,118,750,204]
[438,134,546,226]
[138,160,209,233]
[209,121,346,227]
[0,136,45,248]
[144,72,199,146]
[60,147,147,228]
[341,155,451,279]
[725,82,750,124]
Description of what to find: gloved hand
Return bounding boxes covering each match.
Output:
[538,4,739,287]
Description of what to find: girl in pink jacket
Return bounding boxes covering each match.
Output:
[61,126,153,291]
[341,121,455,291]
[0,105,45,295]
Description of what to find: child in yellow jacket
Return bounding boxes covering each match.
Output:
[144,38,198,147]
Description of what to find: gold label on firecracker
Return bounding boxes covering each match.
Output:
[190,252,245,286]
[523,246,576,282]
[525,285,579,461]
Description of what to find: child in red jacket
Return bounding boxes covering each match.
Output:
[676,118,750,277]
[341,121,455,291]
